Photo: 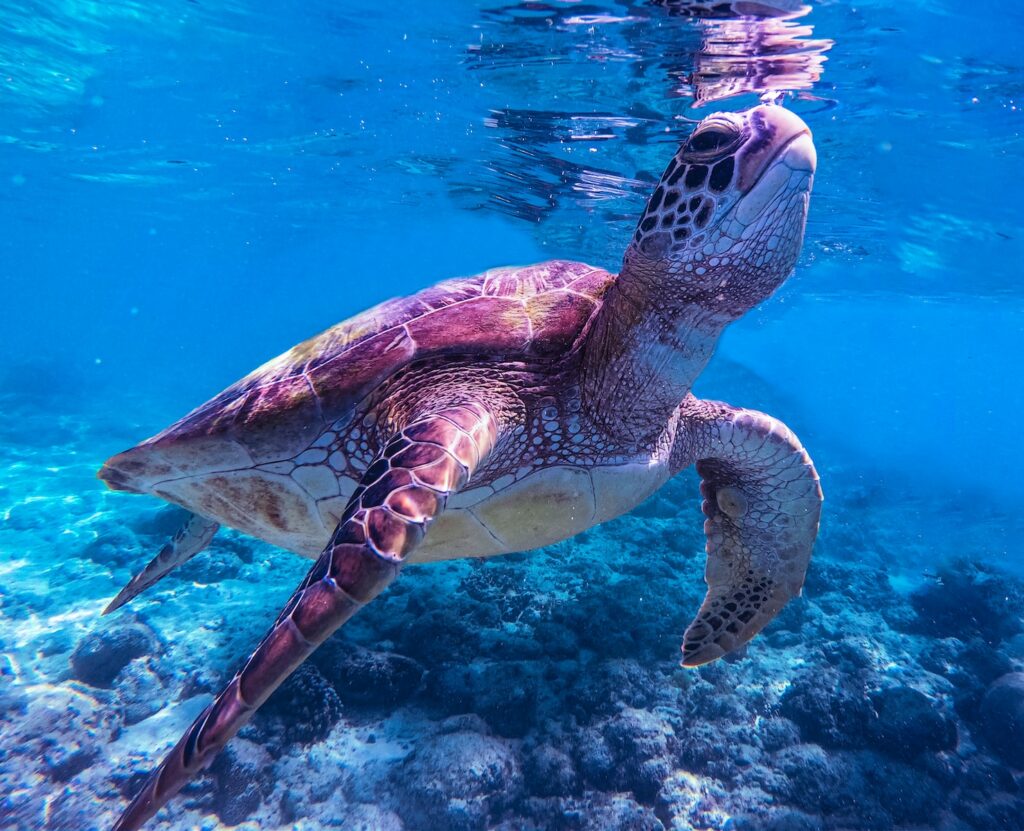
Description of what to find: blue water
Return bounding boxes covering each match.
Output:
[2,2,1024,830]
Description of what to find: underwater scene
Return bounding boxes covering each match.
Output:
[2,1,1024,829]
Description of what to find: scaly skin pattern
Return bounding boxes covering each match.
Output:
[581,106,815,444]
[99,103,823,830]
[670,396,822,665]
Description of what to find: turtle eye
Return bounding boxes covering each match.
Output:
[685,125,739,157]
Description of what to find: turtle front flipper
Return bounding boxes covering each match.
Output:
[111,403,499,831]
[103,513,219,615]
[673,396,822,667]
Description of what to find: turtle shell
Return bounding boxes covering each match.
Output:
[101,260,613,493]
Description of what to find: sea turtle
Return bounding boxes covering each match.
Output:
[101,102,822,830]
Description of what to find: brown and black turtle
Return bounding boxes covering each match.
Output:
[100,102,822,830]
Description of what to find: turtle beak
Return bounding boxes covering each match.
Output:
[783,132,816,174]
[731,107,815,228]
[737,105,816,194]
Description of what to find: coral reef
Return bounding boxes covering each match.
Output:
[1,390,1022,831]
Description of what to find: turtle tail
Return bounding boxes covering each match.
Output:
[103,512,220,615]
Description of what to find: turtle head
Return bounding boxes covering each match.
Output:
[623,104,815,321]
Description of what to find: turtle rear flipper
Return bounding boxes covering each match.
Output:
[103,513,220,615]
[674,397,822,666]
[110,402,500,831]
